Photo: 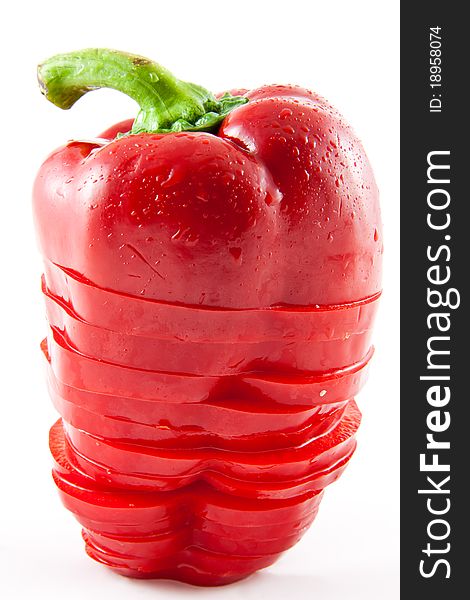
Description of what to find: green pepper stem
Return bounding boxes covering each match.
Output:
[37,48,247,134]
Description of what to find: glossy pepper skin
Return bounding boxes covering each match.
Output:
[34,49,382,585]
[34,58,382,308]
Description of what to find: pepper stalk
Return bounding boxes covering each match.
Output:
[37,48,248,135]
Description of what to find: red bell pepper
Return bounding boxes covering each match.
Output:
[34,48,382,585]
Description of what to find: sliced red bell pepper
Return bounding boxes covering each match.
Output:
[35,48,382,584]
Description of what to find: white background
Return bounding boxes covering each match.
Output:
[0,1,399,598]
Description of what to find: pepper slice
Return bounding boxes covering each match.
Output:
[84,516,317,558]
[84,538,283,585]
[51,422,323,527]
[44,286,374,375]
[60,400,358,482]
[44,332,372,407]
[49,373,348,450]
[44,287,374,375]
[63,447,355,500]
[43,261,380,343]
[50,397,358,500]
